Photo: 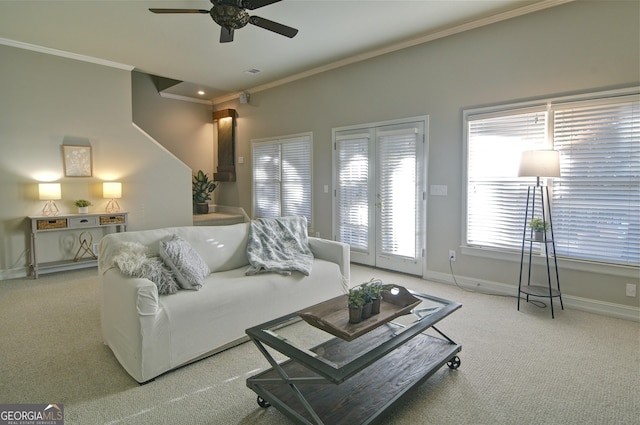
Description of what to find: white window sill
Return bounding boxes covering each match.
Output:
[461,245,638,279]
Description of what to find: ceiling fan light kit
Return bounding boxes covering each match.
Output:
[149,0,298,43]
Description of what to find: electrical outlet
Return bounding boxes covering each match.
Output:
[449,250,456,261]
[626,283,637,297]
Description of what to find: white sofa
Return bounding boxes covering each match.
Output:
[98,223,350,383]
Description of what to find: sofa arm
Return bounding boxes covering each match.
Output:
[101,268,165,382]
[101,267,159,350]
[102,268,159,316]
[308,237,350,286]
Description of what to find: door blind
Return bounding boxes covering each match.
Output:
[377,128,419,259]
[335,134,370,251]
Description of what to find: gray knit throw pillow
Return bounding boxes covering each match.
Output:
[159,235,210,290]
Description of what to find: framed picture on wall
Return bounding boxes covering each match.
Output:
[62,145,93,177]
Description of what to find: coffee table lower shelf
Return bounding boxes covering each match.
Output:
[246,333,461,425]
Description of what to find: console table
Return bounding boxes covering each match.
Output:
[28,212,128,278]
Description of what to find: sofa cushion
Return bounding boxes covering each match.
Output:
[171,224,251,273]
[112,241,179,295]
[159,258,346,368]
[160,235,210,290]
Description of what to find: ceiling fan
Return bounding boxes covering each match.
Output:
[149,0,298,43]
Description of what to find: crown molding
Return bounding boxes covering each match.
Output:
[159,92,213,106]
[0,37,134,71]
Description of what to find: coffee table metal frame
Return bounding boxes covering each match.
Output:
[245,290,462,425]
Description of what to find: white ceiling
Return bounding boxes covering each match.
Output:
[0,0,568,104]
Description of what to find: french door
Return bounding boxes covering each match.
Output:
[333,118,427,276]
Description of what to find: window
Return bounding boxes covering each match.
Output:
[251,133,312,225]
[465,90,639,266]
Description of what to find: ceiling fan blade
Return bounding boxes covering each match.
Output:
[242,0,281,10]
[249,16,298,38]
[148,8,209,14]
[220,27,234,43]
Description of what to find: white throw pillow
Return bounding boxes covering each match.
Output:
[159,235,210,290]
[112,241,179,295]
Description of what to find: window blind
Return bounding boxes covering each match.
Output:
[253,143,281,218]
[252,135,312,224]
[552,99,640,265]
[467,109,547,250]
[282,140,312,220]
[465,92,640,267]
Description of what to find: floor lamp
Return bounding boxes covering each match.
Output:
[517,150,563,318]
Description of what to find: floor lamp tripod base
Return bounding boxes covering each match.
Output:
[517,184,563,318]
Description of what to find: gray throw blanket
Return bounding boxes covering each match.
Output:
[246,216,314,276]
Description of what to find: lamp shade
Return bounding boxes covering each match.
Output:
[518,150,560,178]
[103,182,122,199]
[38,183,61,200]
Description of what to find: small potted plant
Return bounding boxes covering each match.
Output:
[192,170,217,215]
[74,199,92,214]
[366,281,383,315]
[347,287,365,324]
[528,218,550,242]
[361,285,374,319]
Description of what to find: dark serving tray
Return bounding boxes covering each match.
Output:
[297,285,421,341]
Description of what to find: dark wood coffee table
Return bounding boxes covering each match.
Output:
[245,287,462,425]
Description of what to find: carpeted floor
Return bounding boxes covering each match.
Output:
[0,265,638,424]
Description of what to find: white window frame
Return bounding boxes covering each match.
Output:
[462,87,639,276]
[251,132,313,227]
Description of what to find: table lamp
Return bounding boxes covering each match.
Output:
[103,182,122,213]
[39,183,61,216]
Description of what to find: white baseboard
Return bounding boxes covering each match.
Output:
[425,270,640,322]
[0,267,29,281]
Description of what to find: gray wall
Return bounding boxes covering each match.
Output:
[0,45,193,279]
[210,1,639,311]
[131,71,216,185]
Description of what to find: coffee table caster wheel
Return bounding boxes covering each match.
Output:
[257,396,271,408]
[447,356,461,369]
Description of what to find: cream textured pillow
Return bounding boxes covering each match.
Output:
[112,241,179,295]
[159,234,210,290]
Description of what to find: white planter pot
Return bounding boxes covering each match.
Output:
[78,207,89,214]
[533,230,546,242]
